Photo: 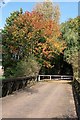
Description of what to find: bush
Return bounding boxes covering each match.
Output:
[14,55,41,77]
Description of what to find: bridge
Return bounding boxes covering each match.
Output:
[0,76,79,119]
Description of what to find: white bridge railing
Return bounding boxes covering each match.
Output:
[38,75,73,81]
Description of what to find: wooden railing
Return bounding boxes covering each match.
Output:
[0,76,36,97]
[73,79,80,119]
[0,74,73,98]
[73,79,80,104]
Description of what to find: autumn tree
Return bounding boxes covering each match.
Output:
[33,0,60,23]
[3,10,65,78]
[33,0,62,74]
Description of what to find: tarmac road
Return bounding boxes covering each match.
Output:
[2,80,77,118]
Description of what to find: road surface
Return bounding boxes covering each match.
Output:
[2,80,77,118]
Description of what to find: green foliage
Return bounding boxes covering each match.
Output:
[14,55,41,77]
[5,8,23,26]
[0,29,2,63]
[61,17,80,79]
[2,9,23,78]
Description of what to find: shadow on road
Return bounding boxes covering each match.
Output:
[24,87,39,94]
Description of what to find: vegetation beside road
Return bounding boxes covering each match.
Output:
[1,0,79,82]
[61,17,79,80]
[2,1,65,78]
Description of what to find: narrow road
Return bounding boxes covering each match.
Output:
[2,80,77,118]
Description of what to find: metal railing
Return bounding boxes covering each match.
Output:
[38,75,73,81]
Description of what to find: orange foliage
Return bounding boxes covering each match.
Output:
[6,11,66,68]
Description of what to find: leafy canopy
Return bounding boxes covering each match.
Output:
[61,17,80,79]
[3,8,65,77]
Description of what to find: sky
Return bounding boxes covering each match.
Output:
[0,0,78,28]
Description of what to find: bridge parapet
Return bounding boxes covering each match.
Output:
[0,75,73,98]
[0,76,36,97]
[73,79,80,119]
